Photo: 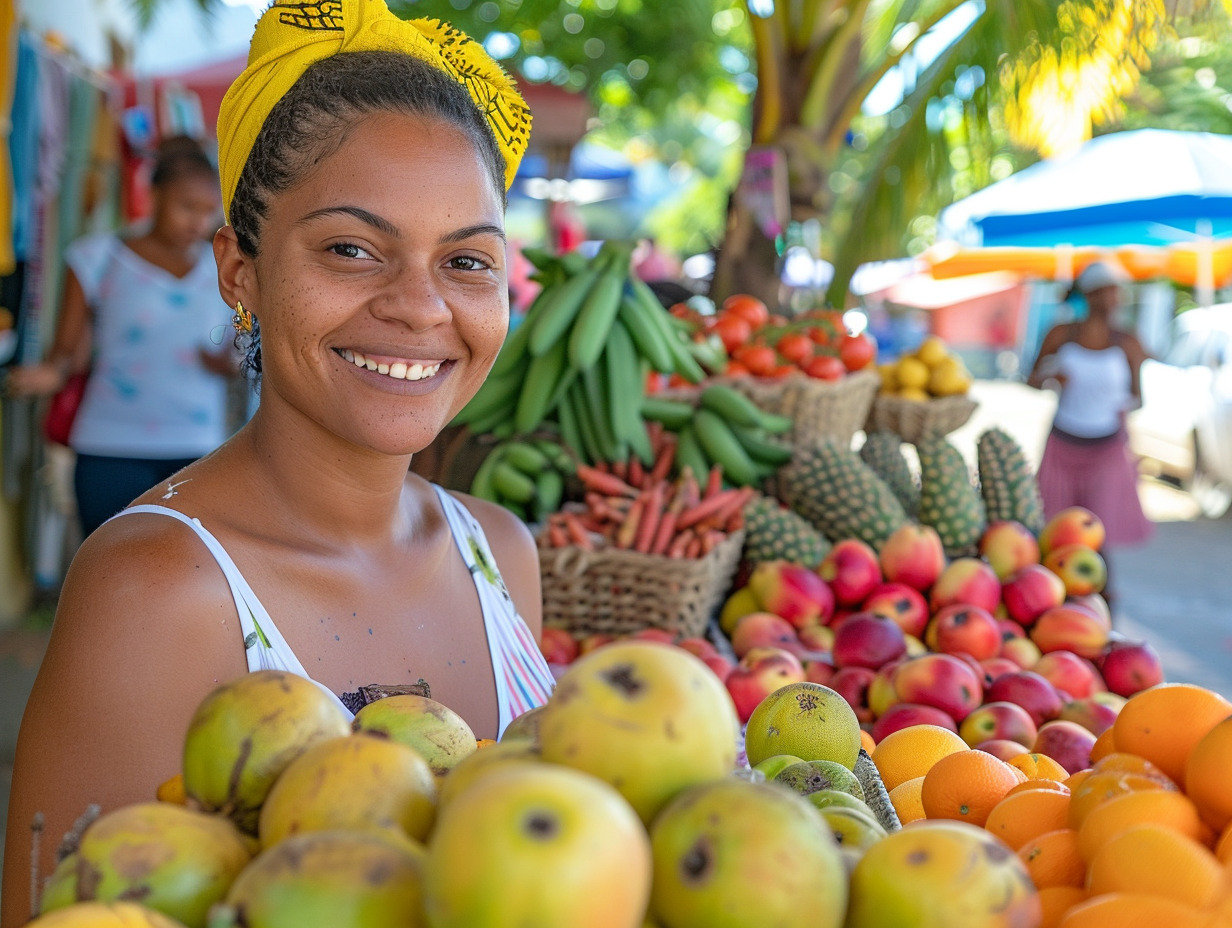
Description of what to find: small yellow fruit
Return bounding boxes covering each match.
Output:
[897,386,931,402]
[894,357,930,391]
[929,357,972,396]
[916,336,950,367]
[877,363,898,393]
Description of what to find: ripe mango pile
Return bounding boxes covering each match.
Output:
[28,648,1046,928]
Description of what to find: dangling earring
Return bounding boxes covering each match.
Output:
[232,300,254,335]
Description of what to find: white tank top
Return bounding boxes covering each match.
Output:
[108,486,555,737]
[1052,341,1132,439]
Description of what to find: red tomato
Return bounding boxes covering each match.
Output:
[767,364,798,379]
[839,332,878,371]
[712,313,753,354]
[768,314,790,327]
[721,294,770,329]
[667,373,694,389]
[776,332,814,365]
[733,344,778,377]
[804,354,846,381]
[724,360,751,378]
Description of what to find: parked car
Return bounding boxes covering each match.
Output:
[1128,304,1232,517]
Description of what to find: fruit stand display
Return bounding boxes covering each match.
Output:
[24,243,1232,928]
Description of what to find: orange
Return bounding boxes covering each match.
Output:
[1008,752,1070,783]
[985,786,1071,851]
[1091,752,1176,785]
[1067,770,1176,830]
[920,750,1023,827]
[1077,788,1206,863]
[1006,779,1071,798]
[870,724,969,792]
[1018,828,1086,889]
[1064,769,1093,792]
[1055,892,1210,928]
[859,729,877,755]
[1111,683,1232,784]
[1184,715,1232,832]
[1038,886,1087,928]
[1216,821,1232,864]
[887,775,926,825]
[1088,727,1116,764]
[1085,823,1225,909]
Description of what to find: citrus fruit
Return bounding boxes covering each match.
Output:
[1037,886,1086,928]
[1076,788,1206,863]
[1183,714,1232,832]
[1085,823,1225,909]
[1111,683,1232,783]
[984,786,1071,851]
[915,336,950,368]
[819,805,888,852]
[1055,892,1210,928]
[921,749,1022,827]
[895,356,930,390]
[871,724,969,792]
[888,776,927,825]
[1089,726,1116,764]
[1007,752,1070,783]
[1017,828,1085,889]
[743,682,861,770]
[1066,769,1176,831]
[846,820,1040,928]
[859,730,876,754]
[1216,821,1232,864]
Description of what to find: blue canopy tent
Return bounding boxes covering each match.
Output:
[939,129,1232,250]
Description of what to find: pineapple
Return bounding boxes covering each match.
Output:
[977,428,1045,535]
[916,434,987,558]
[742,493,831,570]
[781,441,909,551]
[859,431,919,518]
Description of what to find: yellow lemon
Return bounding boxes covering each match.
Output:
[897,386,931,402]
[916,335,950,367]
[894,356,930,390]
[928,358,971,397]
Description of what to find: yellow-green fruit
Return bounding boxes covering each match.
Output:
[216,830,427,928]
[38,853,80,914]
[818,806,887,853]
[258,734,436,848]
[845,820,1041,928]
[649,779,847,928]
[750,754,805,780]
[26,901,188,927]
[499,704,546,743]
[424,763,651,928]
[806,788,873,814]
[183,671,351,833]
[773,759,865,802]
[437,739,541,807]
[37,803,251,928]
[538,641,739,824]
[351,694,476,779]
[719,587,760,636]
[743,682,862,771]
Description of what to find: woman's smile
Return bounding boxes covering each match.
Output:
[336,347,451,383]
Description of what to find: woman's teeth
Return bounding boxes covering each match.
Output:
[340,349,442,381]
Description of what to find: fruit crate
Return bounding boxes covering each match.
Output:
[539,530,745,639]
[722,368,880,451]
[864,393,978,445]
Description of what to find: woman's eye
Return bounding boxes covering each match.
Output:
[449,255,490,271]
[330,242,372,260]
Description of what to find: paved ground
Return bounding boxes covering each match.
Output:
[2,380,1231,898]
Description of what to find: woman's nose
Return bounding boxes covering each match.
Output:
[371,264,453,330]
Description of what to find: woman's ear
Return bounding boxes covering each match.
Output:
[213,225,255,311]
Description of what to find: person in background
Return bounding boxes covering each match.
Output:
[6,136,237,536]
[2,5,555,923]
[1027,259,1153,603]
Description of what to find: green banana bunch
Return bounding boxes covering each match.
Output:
[451,241,709,463]
[469,438,575,524]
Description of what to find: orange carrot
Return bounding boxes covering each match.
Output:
[698,485,755,532]
[633,484,665,554]
[700,528,726,556]
[611,460,628,481]
[685,535,703,559]
[629,455,645,489]
[705,464,723,498]
[576,464,638,498]
[562,511,594,551]
[676,487,744,531]
[667,527,694,559]
[547,522,568,548]
[615,496,645,549]
[646,419,665,451]
[649,434,676,485]
[650,500,681,556]
[681,467,701,509]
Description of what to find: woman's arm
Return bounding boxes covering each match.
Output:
[0,520,248,928]
[5,269,92,397]
[1027,325,1070,390]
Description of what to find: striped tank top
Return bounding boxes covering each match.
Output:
[112,486,555,737]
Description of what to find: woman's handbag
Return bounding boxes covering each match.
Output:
[42,369,90,446]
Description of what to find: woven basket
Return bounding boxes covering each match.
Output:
[539,530,745,639]
[864,393,978,445]
[719,368,881,450]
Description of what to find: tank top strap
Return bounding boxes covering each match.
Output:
[107,505,354,717]
[429,487,555,734]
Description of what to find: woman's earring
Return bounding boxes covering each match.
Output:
[232,300,254,335]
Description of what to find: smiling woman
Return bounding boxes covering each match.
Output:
[1,4,554,925]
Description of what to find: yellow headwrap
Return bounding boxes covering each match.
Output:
[216,0,531,220]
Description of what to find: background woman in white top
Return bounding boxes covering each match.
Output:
[7,136,237,535]
[1028,260,1154,587]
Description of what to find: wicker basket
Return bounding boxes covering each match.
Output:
[539,530,745,639]
[864,393,978,445]
[719,368,881,450]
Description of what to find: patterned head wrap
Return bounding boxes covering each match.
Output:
[216,0,531,220]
